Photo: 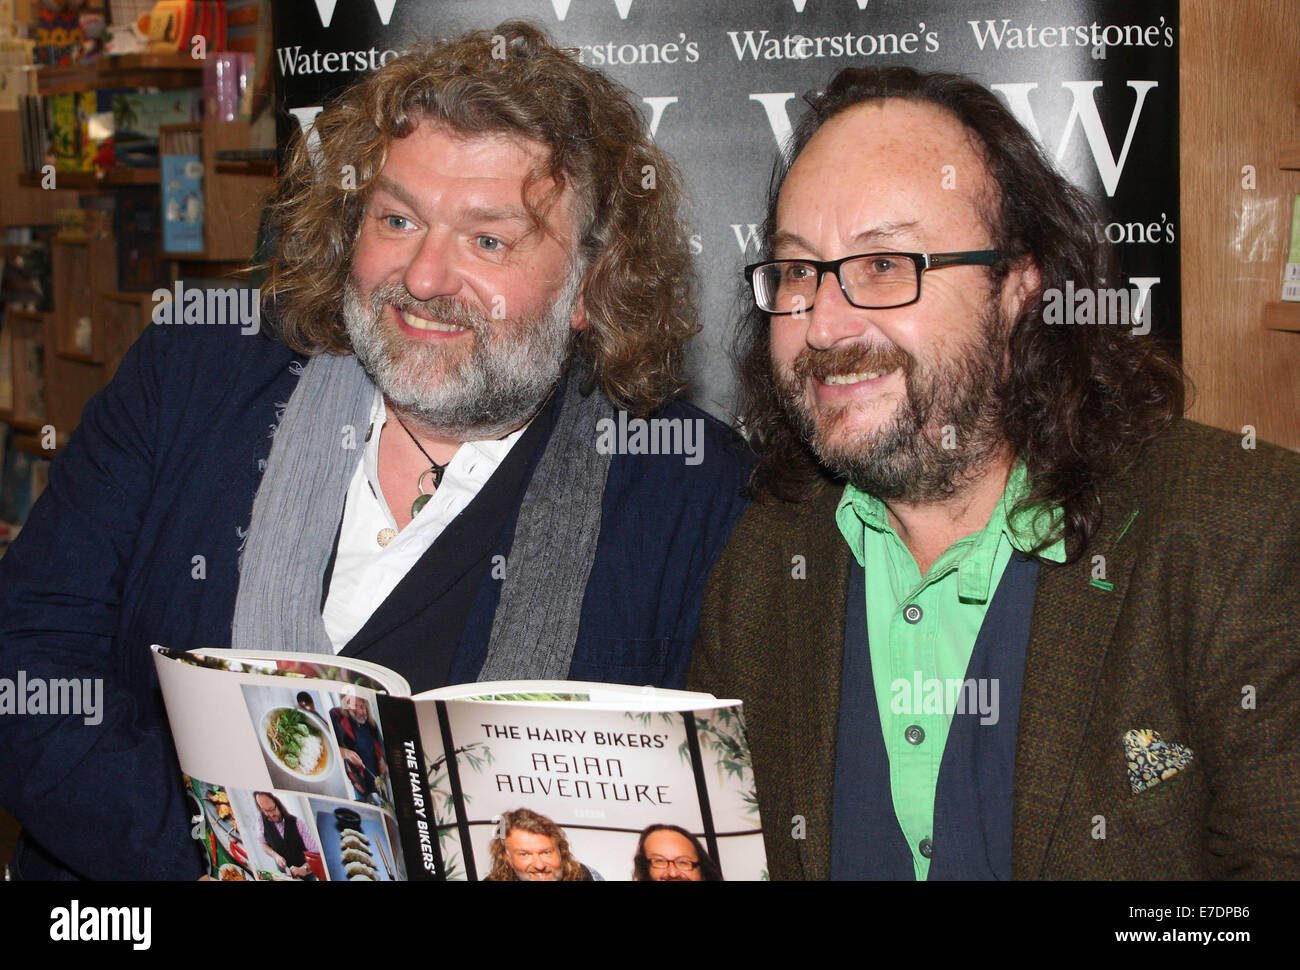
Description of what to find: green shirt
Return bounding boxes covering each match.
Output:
[834,462,1065,879]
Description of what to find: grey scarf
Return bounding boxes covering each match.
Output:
[230,351,614,682]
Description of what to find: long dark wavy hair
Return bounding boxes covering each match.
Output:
[736,66,1185,559]
[264,21,696,417]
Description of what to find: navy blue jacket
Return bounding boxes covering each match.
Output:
[0,321,750,880]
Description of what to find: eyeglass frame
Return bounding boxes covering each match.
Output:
[743,250,1018,314]
[646,855,699,871]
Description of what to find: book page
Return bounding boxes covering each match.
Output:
[154,645,408,882]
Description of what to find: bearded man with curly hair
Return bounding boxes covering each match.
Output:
[689,66,1300,881]
[485,809,596,882]
[0,22,750,881]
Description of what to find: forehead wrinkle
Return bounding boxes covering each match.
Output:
[849,221,921,248]
[369,174,420,213]
[770,221,921,259]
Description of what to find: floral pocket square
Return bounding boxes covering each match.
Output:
[1123,728,1194,795]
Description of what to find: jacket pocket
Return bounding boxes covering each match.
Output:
[1110,766,1207,878]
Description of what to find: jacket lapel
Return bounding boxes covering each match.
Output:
[1012,479,1141,878]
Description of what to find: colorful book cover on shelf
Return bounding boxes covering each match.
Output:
[50,91,97,172]
[48,90,115,172]
[1283,194,1300,302]
[33,5,82,66]
[112,89,201,167]
[162,153,204,253]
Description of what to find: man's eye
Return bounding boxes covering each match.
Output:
[784,263,814,281]
[477,235,504,251]
[869,257,898,273]
[384,215,413,231]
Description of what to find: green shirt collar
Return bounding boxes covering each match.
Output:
[835,461,1066,601]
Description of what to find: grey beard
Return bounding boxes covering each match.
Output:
[343,272,580,440]
[776,307,1009,503]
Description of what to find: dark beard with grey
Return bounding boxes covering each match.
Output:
[774,307,1009,503]
[343,274,578,440]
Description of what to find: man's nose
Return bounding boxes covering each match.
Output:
[403,230,461,302]
[805,269,868,351]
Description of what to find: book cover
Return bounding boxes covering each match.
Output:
[153,647,767,882]
[111,89,201,168]
[161,153,204,253]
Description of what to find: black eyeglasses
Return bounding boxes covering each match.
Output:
[647,856,699,871]
[745,250,1014,314]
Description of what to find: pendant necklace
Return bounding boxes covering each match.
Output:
[393,413,448,518]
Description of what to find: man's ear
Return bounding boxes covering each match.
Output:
[568,270,591,332]
[569,298,589,332]
[1002,255,1042,322]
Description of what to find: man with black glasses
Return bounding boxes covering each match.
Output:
[690,66,1300,880]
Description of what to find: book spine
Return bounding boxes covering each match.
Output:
[375,693,444,881]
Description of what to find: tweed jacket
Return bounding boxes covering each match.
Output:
[689,420,1300,879]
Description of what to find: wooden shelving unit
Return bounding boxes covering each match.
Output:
[6,308,47,427]
[4,9,271,528]
[36,52,203,95]
[159,121,274,261]
[1263,301,1300,333]
[1264,140,1300,336]
[50,234,118,362]
[17,168,160,189]
[98,291,155,380]
[0,111,79,227]
[1278,140,1300,171]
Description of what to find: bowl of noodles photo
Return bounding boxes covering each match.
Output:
[259,707,333,782]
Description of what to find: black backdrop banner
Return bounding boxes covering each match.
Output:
[271,0,1179,417]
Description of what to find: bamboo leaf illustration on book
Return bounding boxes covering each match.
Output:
[686,707,759,821]
[425,741,494,880]
[426,741,494,822]
[437,849,463,881]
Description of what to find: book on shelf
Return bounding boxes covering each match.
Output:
[1283,194,1300,302]
[161,152,204,253]
[112,88,202,168]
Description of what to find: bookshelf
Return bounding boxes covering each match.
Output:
[3,37,272,458]
[1264,142,1300,335]
[36,52,203,95]
[1262,301,1300,334]
[159,120,273,260]
[1181,0,1300,450]
[5,307,45,429]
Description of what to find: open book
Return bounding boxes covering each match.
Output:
[152,646,766,881]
